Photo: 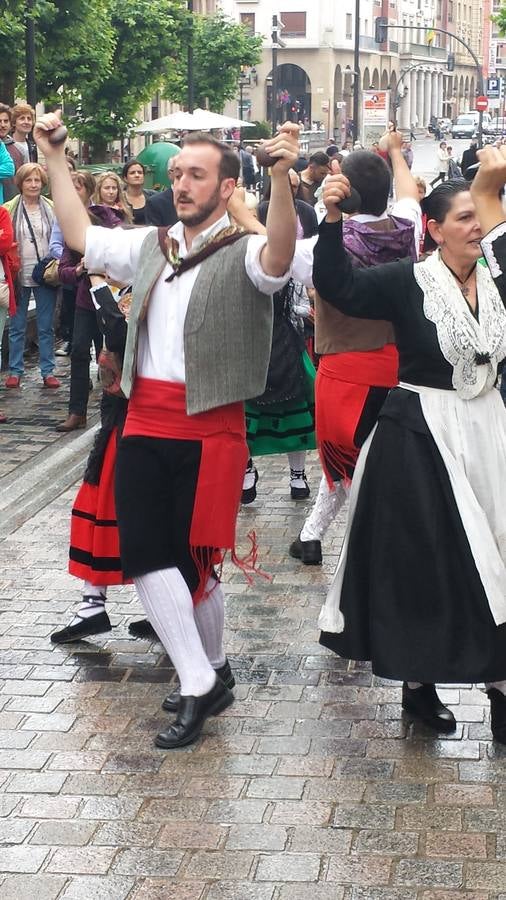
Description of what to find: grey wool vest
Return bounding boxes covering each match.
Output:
[121,229,274,415]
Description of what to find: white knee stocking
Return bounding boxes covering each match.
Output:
[193,579,226,669]
[300,476,348,542]
[135,567,216,697]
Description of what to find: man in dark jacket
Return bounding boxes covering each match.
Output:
[144,185,178,227]
[461,140,478,181]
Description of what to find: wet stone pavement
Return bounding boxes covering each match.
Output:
[0,357,506,899]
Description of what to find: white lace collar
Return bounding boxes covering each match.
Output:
[413,250,506,399]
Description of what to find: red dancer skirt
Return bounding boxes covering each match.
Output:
[69,427,129,585]
[316,346,398,484]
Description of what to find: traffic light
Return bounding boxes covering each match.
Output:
[447,53,455,72]
[374,16,388,44]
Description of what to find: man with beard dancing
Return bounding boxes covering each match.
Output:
[35,114,299,748]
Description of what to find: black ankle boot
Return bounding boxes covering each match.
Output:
[487,688,506,744]
[289,534,322,565]
[402,683,456,732]
[162,659,235,712]
[155,678,234,749]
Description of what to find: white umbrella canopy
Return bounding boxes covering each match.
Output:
[134,107,254,135]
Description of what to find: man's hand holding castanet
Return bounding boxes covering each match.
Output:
[322,158,351,223]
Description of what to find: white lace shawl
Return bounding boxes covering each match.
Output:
[413,249,506,400]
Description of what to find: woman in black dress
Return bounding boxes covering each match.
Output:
[314,148,506,742]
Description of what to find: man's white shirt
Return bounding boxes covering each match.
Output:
[85,213,290,384]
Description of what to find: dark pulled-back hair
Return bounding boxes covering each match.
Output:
[421,180,470,252]
[341,150,391,216]
[122,158,146,179]
[181,131,240,182]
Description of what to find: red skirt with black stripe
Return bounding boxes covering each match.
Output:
[69,427,130,585]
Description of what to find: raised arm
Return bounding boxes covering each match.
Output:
[258,124,299,276]
[471,145,506,307]
[386,130,419,204]
[32,112,89,254]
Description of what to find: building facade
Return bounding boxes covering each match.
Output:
[219,0,484,142]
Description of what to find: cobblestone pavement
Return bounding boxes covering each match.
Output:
[1,359,506,899]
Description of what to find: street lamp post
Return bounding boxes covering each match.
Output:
[25,0,36,108]
[352,0,361,143]
[187,0,194,112]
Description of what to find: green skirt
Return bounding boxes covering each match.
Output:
[246,351,316,457]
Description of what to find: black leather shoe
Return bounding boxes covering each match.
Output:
[290,470,310,500]
[128,618,158,639]
[155,678,234,749]
[402,683,456,733]
[162,659,235,712]
[487,688,506,744]
[289,535,322,565]
[50,610,111,644]
[241,468,258,505]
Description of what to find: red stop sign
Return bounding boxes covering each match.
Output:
[476,95,489,111]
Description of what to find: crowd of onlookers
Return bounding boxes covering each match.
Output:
[1,104,504,424]
[0,102,181,427]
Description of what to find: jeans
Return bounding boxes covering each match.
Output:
[501,373,506,406]
[0,304,8,371]
[8,284,57,377]
[69,306,103,416]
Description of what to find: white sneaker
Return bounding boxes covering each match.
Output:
[55,342,70,357]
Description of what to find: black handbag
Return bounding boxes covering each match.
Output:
[253,281,306,407]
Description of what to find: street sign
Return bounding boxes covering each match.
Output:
[476,95,489,111]
[487,77,501,100]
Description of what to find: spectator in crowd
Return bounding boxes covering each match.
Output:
[144,157,178,227]
[122,159,155,225]
[240,144,256,191]
[56,172,122,432]
[92,171,132,223]
[49,171,96,359]
[0,103,23,200]
[10,103,38,164]
[298,151,330,206]
[0,137,15,203]
[0,205,18,422]
[3,163,59,388]
[461,139,479,181]
[430,141,449,188]
[401,139,414,169]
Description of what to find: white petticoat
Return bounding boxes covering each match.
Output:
[319,383,506,634]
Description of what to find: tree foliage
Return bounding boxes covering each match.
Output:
[494,5,506,33]
[163,12,263,112]
[0,3,262,157]
[73,0,188,156]
[0,1,114,105]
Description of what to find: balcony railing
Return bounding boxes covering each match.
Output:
[401,43,446,60]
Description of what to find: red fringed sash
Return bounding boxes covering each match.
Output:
[123,378,263,602]
[316,346,398,485]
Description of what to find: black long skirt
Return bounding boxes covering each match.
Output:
[320,389,506,683]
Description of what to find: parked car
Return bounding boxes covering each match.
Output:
[488,117,506,136]
[451,115,477,138]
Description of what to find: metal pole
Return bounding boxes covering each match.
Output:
[384,24,484,146]
[352,0,360,143]
[187,0,194,112]
[25,0,36,108]
[272,15,278,135]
